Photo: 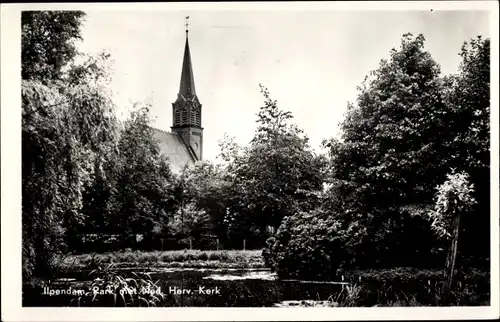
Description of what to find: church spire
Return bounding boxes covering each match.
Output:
[179,16,196,98]
[172,16,203,161]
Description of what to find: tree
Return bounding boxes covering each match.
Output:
[79,123,120,237]
[22,11,118,282]
[323,33,490,269]
[441,37,490,267]
[181,161,232,243]
[229,85,325,239]
[112,106,176,247]
[22,11,85,82]
[428,171,476,291]
[323,33,454,268]
[266,34,490,280]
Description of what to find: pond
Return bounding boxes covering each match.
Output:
[23,268,349,307]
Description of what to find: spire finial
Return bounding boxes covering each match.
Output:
[185,16,190,37]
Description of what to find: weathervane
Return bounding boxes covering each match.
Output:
[185,16,190,36]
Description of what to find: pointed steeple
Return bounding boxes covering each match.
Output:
[179,18,196,98]
[171,16,203,162]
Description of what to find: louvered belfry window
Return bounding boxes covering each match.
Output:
[174,109,181,126]
[196,110,201,127]
[190,108,196,125]
[182,108,188,124]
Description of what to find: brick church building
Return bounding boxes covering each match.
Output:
[152,23,203,174]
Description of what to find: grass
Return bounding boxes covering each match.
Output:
[278,280,489,307]
[56,249,265,270]
[339,267,490,306]
[274,267,490,307]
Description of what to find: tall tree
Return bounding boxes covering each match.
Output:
[22,11,85,82]
[324,33,491,268]
[428,171,476,291]
[112,106,176,246]
[180,161,232,242]
[442,36,490,267]
[324,33,452,267]
[22,11,119,283]
[227,85,325,245]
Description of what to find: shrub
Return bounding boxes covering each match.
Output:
[198,252,209,261]
[265,208,348,280]
[219,250,230,261]
[207,251,220,261]
[262,237,276,271]
[428,171,476,240]
[341,267,489,306]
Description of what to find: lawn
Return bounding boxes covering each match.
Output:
[56,249,266,270]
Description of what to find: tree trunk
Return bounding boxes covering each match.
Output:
[443,213,461,293]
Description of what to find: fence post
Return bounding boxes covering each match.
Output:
[189,238,192,250]
[243,239,246,251]
[216,238,219,251]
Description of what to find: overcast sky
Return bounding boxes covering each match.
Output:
[77,9,491,162]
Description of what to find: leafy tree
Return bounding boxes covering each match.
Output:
[217,133,242,168]
[323,33,450,267]
[328,33,449,206]
[167,202,214,249]
[428,171,476,291]
[229,85,325,241]
[322,33,490,269]
[22,52,118,287]
[22,11,85,82]
[441,36,490,266]
[215,134,259,248]
[80,129,120,237]
[22,77,116,277]
[112,106,176,246]
[265,34,490,278]
[181,161,232,243]
[21,10,126,283]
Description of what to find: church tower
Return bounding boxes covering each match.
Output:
[171,17,203,160]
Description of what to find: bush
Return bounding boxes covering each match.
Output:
[265,208,348,280]
[340,267,490,306]
[262,237,276,271]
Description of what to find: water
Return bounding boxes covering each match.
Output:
[23,268,347,307]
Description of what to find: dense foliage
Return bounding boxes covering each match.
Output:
[169,161,231,249]
[22,11,85,82]
[443,37,490,266]
[341,267,489,306]
[265,208,349,280]
[323,33,455,268]
[429,171,476,240]
[22,11,178,282]
[218,85,325,248]
[22,11,119,284]
[429,171,477,290]
[264,33,490,279]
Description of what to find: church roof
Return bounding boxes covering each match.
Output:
[179,35,196,99]
[152,128,196,174]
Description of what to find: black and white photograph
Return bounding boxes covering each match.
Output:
[1,1,499,321]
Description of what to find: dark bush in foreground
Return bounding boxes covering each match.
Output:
[264,209,349,280]
[340,267,490,306]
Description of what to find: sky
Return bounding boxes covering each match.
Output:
[77,9,491,162]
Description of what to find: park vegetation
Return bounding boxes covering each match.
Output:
[22,12,490,305]
[57,250,265,271]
